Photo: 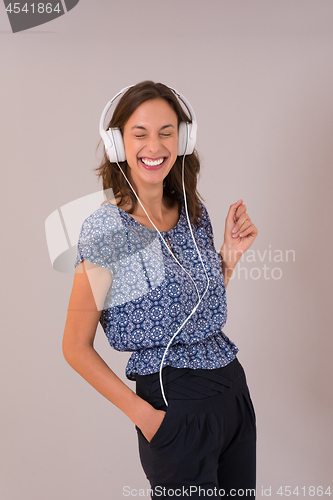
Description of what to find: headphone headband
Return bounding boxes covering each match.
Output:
[99,83,197,163]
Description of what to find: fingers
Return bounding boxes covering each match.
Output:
[229,200,257,239]
[232,212,251,237]
[225,199,243,229]
[235,221,258,239]
[233,202,247,224]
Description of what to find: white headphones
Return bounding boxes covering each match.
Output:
[99,84,198,162]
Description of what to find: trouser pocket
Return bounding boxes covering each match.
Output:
[135,404,174,447]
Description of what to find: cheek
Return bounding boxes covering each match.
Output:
[124,139,140,162]
[126,154,139,171]
[170,137,178,158]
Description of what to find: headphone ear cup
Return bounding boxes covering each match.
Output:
[178,121,196,156]
[105,128,126,163]
[178,121,188,156]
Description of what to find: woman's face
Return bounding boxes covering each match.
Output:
[122,98,178,189]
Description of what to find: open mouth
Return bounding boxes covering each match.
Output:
[139,157,167,168]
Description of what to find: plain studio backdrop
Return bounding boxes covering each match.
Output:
[1,1,332,499]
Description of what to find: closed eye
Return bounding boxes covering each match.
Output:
[135,133,172,138]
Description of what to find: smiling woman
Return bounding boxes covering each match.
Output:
[63,81,258,499]
[95,81,203,227]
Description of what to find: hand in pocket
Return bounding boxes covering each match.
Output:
[140,409,166,443]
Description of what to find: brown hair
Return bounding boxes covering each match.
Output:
[94,80,203,225]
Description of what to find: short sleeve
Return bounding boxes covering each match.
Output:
[74,210,115,272]
[74,205,167,309]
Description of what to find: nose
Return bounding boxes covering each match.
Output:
[146,134,161,154]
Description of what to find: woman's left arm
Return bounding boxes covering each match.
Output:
[219,199,258,288]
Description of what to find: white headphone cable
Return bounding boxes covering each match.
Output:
[158,128,210,406]
[111,128,210,407]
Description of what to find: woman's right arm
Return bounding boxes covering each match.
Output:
[62,260,165,441]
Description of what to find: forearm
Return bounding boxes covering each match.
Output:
[220,244,241,288]
[63,344,154,429]
[221,259,236,288]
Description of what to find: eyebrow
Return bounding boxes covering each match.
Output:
[131,124,175,131]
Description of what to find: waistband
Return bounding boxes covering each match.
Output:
[136,357,245,411]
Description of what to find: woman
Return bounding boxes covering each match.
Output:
[63,81,258,499]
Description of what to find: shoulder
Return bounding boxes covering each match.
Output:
[197,201,211,222]
[77,203,128,251]
[80,203,123,233]
[195,201,216,249]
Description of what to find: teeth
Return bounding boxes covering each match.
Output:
[141,157,164,166]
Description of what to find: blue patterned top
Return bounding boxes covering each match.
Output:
[74,201,238,380]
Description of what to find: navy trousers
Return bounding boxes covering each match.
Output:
[135,358,256,499]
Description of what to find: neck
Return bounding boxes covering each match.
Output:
[134,184,168,223]
[117,169,179,230]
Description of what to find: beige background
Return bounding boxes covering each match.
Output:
[1,1,333,498]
